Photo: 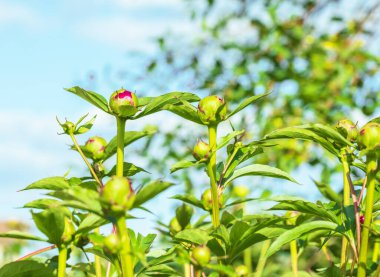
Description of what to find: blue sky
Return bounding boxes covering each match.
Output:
[0,0,195,236]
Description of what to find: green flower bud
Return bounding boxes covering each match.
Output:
[93,162,106,178]
[197,95,227,125]
[101,176,135,215]
[201,189,223,211]
[192,245,211,267]
[74,234,90,248]
[192,140,211,161]
[358,122,380,151]
[233,185,249,198]
[285,211,300,225]
[61,217,76,244]
[85,136,107,161]
[103,234,121,254]
[335,119,358,142]
[169,217,182,235]
[235,265,249,276]
[109,89,138,118]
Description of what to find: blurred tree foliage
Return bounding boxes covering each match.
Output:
[140,0,380,183]
[87,0,380,195]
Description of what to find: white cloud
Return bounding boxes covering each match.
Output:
[76,15,193,51]
[0,1,40,27]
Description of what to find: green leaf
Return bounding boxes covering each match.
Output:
[106,162,148,177]
[175,229,210,245]
[170,160,201,173]
[65,86,110,113]
[163,100,203,124]
[0,259,56,277]
[226,93,269,119]
[75,114,97,135]
[31,208,65,245]
[266,221,340,258]
[312,179,342,204]
[23,199,62,210]
[269,199,339,223]
[103,130,156,161]
[0,231,47,242]
[216,130,245,150]
[223,164,298,186]
[264,126,340,156]
[21,177,70,191]
[133,180,175,208]
[302,123,352,147]
[171,194,205,209]
[134,92,200,119]
[224,145,263,178]
[76,214,109,234]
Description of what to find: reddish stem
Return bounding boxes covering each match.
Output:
[17,245,56,261]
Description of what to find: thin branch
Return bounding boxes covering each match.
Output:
[17,245,56,261]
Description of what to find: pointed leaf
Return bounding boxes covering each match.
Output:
[133,180,175,208]
[0,260,56,277]
[224,164,298,186]
[22,177,70,191]
[31,208,65,245]
[171,194,205,209]
[106,162,148,177]
[216,130,245,150]
[226,93,269,119]
[164,100,203,124]
[170,160,201,173]
[65,86,110,113]
[0,231,47,242]
[266,221,340,258]
[23,199,62,210]
[175,229,210,245]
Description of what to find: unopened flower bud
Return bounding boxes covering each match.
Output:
[197,95,227,125]
[201,189,223,211]
[101,176,135,215]
[192,245,211,267]
[193,140,211,161]
[85,136,107,161]
[109,89,138,118]
[103,234,121,254]
[360,215,365,225]
[335,119,358,142]
[169,217,182,235]
[235,265,249,276]
[61,217,76,244]
[93,162,106,177]
[358,122,380,151]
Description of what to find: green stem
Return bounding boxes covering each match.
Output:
[341,154,351,275]
[58,246,68,277]
[94,228,102,277]
[115,117,133,277]
[116,118,126,177]
[255,240,271,277]
[69,132,102,187]
[207,125,220,228]
[373,241,380,263]
[116,217,134,277]
[243,248,252,275]
[290,240,298,277]
[17,245,56,261]
[358,154,377,277]
[184,264,191,277]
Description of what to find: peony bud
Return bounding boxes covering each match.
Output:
[85,136,107,161]
[109,89,138,118]
[360,215,365,225]
[197,95,227,125]
[335,119,358,142]
[93,162,106,178]
[358,122,380,151]
[233,185,249,198]
[61,217,76,244]
[169,217,182,235]
[192,245,211,267]
[235,265,249,276]
[201,189,223,211]
[192,140,211,161]
[101,176,135,215]
[103,234,121,254]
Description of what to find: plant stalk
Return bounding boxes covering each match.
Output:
[290,240,298,277]
[358,153,377,277]
[94,228,102,277]
[373,241,380,262]
[255,240,271,277]
[340,153,352,274]
[116,117,126,177]
[69,132,102,187]
[207,125,220,228]
[17,245,56,261]
[58,246,68,277]
[184,263,191,277]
